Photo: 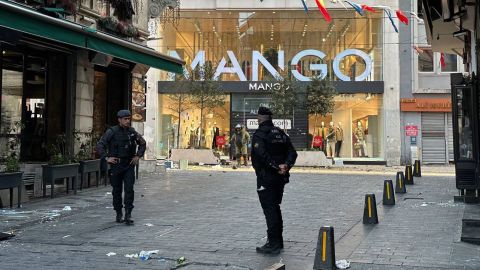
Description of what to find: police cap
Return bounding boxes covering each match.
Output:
[117,109,132,118]
[257,106,273,116]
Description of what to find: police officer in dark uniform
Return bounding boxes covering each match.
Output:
[251,107,297,254]
[97,109,146,225]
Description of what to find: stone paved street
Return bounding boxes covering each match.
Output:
[1,168,479,269]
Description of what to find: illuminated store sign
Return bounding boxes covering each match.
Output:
[170,49,372,82]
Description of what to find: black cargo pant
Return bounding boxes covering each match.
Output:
[109,159,135,211]
[257,182,285,244]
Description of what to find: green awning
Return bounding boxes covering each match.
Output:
[0,6,85,47]
[87,36,183,74]
[0,0,184,73]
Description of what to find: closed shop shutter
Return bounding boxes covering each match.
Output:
[447,113,454,162]
[421,112,446,164]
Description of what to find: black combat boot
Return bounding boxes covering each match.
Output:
[256,240,282,254]
[115,209,123,223]
[124,209,134,225]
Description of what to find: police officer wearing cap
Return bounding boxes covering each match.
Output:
[251,106,297,254]
[97,109,146,225]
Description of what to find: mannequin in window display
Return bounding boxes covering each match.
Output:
[353,121,367,157]
[335,122,344,157]
[188,122,198,149]
[320,122,327,154]
[326,122,336,157]
[212,123,219,149]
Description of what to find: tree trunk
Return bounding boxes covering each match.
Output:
[177,99,181,149]
[199,99,204,149]
[312,113,318,148]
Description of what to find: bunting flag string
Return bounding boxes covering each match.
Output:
[396,9,409,25]
[287,1,422,34]
[361,4,376,13]
[344,0,364,16]
[384,8,399,33]
[315,0,332,22]
[300,0,309,13]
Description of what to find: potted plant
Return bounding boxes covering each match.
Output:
[0,121,23,208]
[42,134,79,198]
[74,129,102,189]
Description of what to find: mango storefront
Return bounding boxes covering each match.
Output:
[150,8,402,165]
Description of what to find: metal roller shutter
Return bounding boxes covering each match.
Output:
[447,113,454,162]
[421,113,446,164]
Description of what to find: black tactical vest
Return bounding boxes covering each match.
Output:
[108,126,137,158]
[265,127,289,162]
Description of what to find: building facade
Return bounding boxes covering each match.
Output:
[0,0,183,201]
[399,0,464,165]
[147,0,402,166]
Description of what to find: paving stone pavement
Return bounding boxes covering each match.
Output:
[0,169,479,270]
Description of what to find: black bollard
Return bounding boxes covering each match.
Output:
[413,160,422,177]
[313,226,336,270]
[363,194,378,224]
[395,172,407,193]
[405,165,414,185]
[383,180,395,205]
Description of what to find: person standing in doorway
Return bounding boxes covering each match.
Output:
[251,107,297,254]
[97,110,146,225]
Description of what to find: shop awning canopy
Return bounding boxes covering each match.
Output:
[0,0,184,73]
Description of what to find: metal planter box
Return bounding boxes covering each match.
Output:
[79,159,101,188]
[42,163,80,198]
[0,172,23,208]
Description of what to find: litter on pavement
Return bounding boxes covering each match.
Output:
[106,252,116,257]
[144,223,154,227]
[62,206,72,211]
[336,259,350,269]
[139,250,160,261]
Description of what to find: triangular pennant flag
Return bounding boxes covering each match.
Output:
[300,0,309,13]
[315,0,332,22]
[396,9,409,25]
[344,0,364,16]
[384,9,398,33]
[409,11,424,23]
[361,4,375,13]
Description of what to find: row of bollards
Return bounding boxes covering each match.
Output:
[313,160,422,270]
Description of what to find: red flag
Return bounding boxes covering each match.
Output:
[396,9,409,25]
[315,0,331,22]
[440,53,446,68]
[361,4,376,12]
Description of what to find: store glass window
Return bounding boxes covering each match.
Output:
[456,87,474,160]
[441,53,458,72]
[158,93,230,158]
[418,49,434,72]
[1,50,23,158]
[160,10,383,82]
[309,94,383,159]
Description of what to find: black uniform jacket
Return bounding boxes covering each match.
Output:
[96,126,146,159]
[251,120,297,188]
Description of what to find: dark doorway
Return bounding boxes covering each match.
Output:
[93,63,130,135]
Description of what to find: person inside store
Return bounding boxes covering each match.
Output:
[230,124,250,168]
[96,109,146,226]
[251,106,297,254]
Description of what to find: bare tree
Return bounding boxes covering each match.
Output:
[268,72,300,132]
[306,75,336,147]
[188,65,225,148]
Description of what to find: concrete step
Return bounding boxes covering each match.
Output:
[461,204,480,245]
[461,226,480,245]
